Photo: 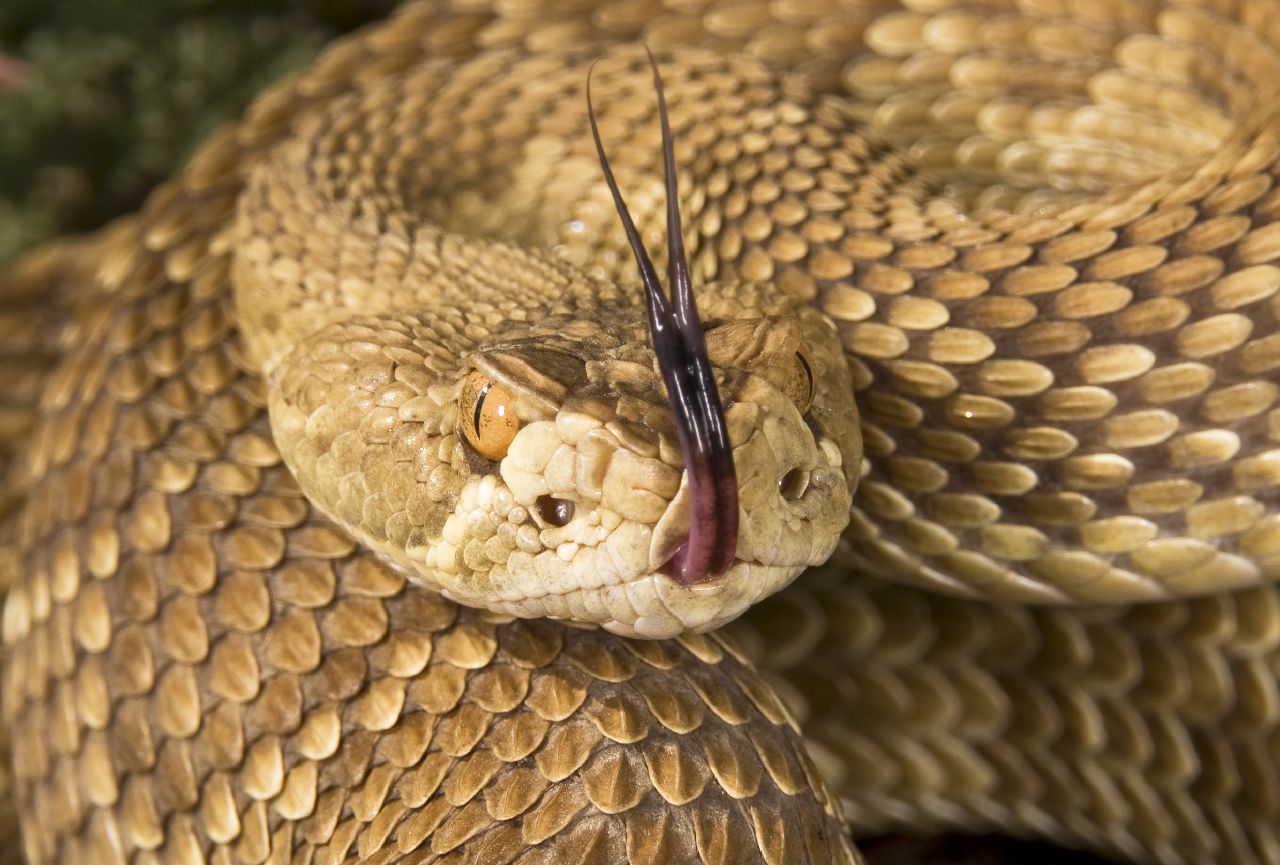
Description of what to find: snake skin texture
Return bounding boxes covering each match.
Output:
[3,1,1280,864]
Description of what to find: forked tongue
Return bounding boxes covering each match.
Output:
[587,51,739,585]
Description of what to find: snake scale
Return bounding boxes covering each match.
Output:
[3,0,1280,863]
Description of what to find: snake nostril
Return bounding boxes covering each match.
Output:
[778,468,808,501]
[535,495,575,527]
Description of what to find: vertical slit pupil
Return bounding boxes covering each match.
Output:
[473,382,491,437]
[797,352,815,404]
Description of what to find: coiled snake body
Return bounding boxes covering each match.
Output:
[4,1,1280,863]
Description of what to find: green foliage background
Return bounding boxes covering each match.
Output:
[0,0,397,264]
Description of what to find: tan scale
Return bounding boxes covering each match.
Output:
[3,1,1280,864]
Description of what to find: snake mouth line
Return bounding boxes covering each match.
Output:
[657,550,746,587]
[588,49,739,587]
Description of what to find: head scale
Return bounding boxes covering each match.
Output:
[586,50,739,585]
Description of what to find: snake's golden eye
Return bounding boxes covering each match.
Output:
[784,347,816,414]
[460,371,520,461]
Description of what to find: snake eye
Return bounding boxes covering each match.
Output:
[460,371,520,461]
[785,347,816,414]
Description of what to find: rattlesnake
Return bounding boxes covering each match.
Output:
[3,1,1280,863]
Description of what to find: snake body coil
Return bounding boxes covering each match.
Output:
[3,2,1280,864]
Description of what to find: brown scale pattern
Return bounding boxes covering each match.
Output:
[241,23,1280,609]
[3,1,1280,864]
[1,233,853,864]
[727,556,1280,864]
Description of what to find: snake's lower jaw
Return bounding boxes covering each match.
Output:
[657,546,745,586]
[621,491,851,638]
[626,556,839,638]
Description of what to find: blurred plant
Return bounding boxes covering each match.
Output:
[0,0,398,263]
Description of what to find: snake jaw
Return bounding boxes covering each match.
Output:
[588,50,739,586]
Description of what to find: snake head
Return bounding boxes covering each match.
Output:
[435,289,861,638]
[255,48,860,638]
